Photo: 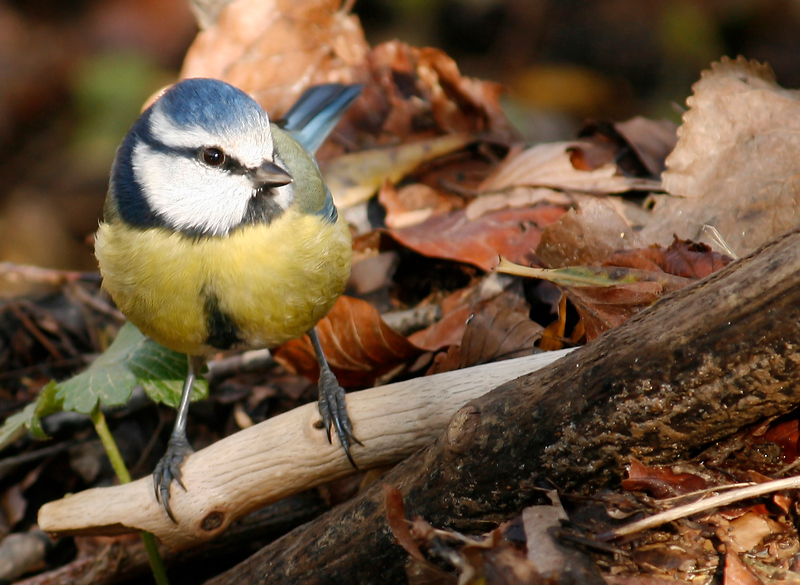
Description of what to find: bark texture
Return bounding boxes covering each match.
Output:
[207,227,800,585]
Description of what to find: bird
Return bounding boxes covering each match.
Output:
[94,78,362,521]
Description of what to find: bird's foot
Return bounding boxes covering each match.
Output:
[153,432,193,523]
[318,368,362,468]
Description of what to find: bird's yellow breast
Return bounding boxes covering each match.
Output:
[95,209,352,356]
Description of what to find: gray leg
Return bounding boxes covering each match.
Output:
[308,327,361,467]
[153,354,203,522]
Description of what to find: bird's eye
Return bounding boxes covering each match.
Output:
[202,147,226,167]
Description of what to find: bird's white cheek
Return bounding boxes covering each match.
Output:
[133,144,252,235]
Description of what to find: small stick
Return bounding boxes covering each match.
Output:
[598,476,800,540]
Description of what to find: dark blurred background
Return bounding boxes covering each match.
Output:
[0,0,798,282]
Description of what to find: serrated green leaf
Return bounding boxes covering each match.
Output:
[31,380,62,438]
[130,349,208,409]
[56,323,208,414]
[0,381,62,451]
[0,403,38,451]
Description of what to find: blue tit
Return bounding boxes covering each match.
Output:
[94,78,362,521]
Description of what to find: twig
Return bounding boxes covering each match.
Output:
[0,262,100,286]
[381,305,442,336]
[7,302,64,360]
[205,348,274,382]
[598,476,800,540]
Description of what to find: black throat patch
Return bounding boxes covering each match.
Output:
[203,293,242,350]
[241,189,287,227]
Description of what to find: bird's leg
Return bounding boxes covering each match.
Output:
[153,354,203,522]
[308,327,361,467]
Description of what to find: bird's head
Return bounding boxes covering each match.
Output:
[110,78,294,237]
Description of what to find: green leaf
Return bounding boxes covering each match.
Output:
[56,323,208,414]
[0,381,62,451]
[0,323,208,452]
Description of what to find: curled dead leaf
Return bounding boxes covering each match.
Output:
[274,295,422,388]
[427,292,542,375]
[604,236,733,279]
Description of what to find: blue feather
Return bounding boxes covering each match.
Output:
[158,78,267,135]
[279,84,362,154]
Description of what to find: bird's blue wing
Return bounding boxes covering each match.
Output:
[279,84,362,154]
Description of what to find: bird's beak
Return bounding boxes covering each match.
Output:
[253,161,292,188]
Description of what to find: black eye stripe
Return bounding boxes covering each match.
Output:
[138,130,256,178]
[197,147,243,173]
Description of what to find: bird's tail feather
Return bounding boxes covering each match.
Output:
[278,84,362,154]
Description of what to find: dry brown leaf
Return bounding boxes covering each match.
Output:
[465,187,573,221]
[713,511,783,555]
[328,40,516,154]
[622,458,708,499]
[723,553,761,585]
[391,500,545,585]
[408,274,513,353]
[365,41,513,141]
[180,0,369,115]
[604,237,733,279]
[458,537,545,585]
[538,292,567,351]
[427,293,542,375]
[384,484,426,563]
[466,145,573,221]
[613,117,678,177]
[757,419,800,463]
[385,205,567,272]
[348,251,397,296]
[379,181,461,230]
[576,118,677,179]
[456,298,541,366]
[479,141,661,196]
[274,295,422,388]
[565,274,691,341]
[643,56,800,255]
[496,259,694,340]
[536,198,641,268]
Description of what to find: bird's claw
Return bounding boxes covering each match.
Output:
[153,432,193,523]
[318,368,362,468]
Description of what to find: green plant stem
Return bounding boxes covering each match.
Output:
[90,405,170,585]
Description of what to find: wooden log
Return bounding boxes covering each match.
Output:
[37,349,574,549]
[205,227,800,585]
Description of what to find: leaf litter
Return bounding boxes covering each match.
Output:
[4,1,800,583]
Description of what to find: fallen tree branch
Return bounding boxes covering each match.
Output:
[203,226,800,584]
[37,349,574,549]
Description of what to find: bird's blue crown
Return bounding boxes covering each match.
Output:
[156,78,268,135]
